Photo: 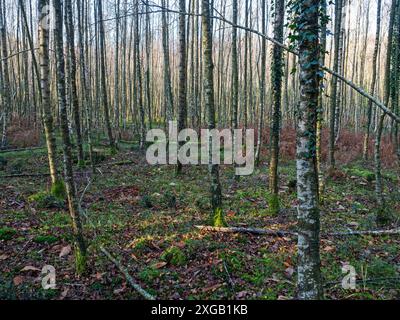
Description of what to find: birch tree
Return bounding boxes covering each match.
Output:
[177,0,188,174]
[289,0,323,299]
[53,0,87,274]
[269,0,285,214]
[329,0,342,169]
[38,0,64,196]
[98,0,116,150]
[363,0,382,160]
[374,0,397,224]
[202,0,224,227]
[0,0,10,149]
[65,0,84,165]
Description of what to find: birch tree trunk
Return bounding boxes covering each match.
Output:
[38,0,63,195]
[269,0,285,214]
[145,0,152,130]
[134,0,146,149]
[363,0,381,161]
[98,0,116,150]
[65,0,84,165]
[317,0,327,197]
[177,0,188,174]
[255,0,267,166]
[374,0,396,224]
[329,0,342,169]
[77,0,94,173]
[114,0,120,129]
[0,1,10,149]
[202,0,224,227]
[295,0,323,300]
[161,0,174,126]
[393,1,400,162]
[231,0,239,177]
[53,0,87,274]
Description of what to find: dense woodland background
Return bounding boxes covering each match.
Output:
[0,0,400,300]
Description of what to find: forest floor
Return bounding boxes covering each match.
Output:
[1,139,400,300]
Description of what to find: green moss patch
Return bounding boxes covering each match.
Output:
[161,246,187,266]
[33,235,59,245]
[0,227,17,241]
[28,191,65,209]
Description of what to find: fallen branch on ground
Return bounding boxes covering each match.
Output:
[0,146,46,154]
[325,276,400,288]
[118,140,139,144]
[195,225,296,237]
[1,170,111,179]
[326,228,400,236]
[78,177,155,300]
[196,226,400,237]
[0,173,51,178]
[99,246,156,300]
[105,160,135,167]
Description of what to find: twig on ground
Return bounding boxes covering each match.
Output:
[77,175,155,300]
[223,261,235,290]
[99,246,156,300]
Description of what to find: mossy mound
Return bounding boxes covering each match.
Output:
[161,247,187,266]
[376,206,393,227]
[163,191,177,208]
[50,180,66,199]
[345,167,375,182]
[140,195,153,208]
[130,236,154,253]
[28,191,65,209]
[267,193,280,215]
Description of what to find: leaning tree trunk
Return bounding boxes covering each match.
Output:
[202,0,224,227]
[53,0,87,274]
[269,0,285,214]
[295,0,323,300]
